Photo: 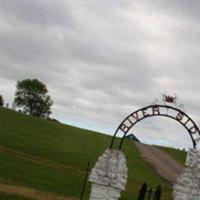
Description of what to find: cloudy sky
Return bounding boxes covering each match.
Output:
[1,0,200,149]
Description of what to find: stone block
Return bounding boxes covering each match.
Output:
[88,149,128,200]
[173,149,200,200]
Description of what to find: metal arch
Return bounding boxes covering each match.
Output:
[110,104,200,150]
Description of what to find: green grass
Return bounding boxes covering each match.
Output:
[0,193,35,200]
[0,108,175,200]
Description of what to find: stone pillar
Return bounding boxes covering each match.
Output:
[173,148,200,200]
[88,149,128,200]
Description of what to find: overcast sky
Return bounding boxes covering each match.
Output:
[1,0,200,149]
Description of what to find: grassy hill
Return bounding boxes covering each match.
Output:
[0,108,186,200]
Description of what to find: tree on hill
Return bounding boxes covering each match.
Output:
[14,78,53,118]
[0,95,4,107]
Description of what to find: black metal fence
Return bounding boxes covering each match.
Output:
[137,183,162,200]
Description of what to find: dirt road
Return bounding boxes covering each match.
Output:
[135,142,184,184]
[0,183,78,200]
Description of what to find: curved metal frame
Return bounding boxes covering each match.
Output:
[110,104,200,150]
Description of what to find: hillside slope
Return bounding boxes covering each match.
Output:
[0,108,185,200]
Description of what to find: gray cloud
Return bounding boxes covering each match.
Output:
[1,0,200,149]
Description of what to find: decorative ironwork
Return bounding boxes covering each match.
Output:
[151,94,185,111]
[80,162,90,200]
[163,94,176,103]
[137,183,162,200]
[110,104,200,150]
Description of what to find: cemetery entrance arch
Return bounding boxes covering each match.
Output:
[110,104,200,149]
[88,101,200,200]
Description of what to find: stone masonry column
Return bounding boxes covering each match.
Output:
[88,149,128,200]
[173,148,200,200]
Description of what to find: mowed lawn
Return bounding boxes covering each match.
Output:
[0,193,34,200]
[0,107,184,200]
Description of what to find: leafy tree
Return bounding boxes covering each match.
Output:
[0,95,4,107]
[14,79,53,118]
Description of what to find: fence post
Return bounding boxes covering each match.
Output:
[153,185,162,200]
[137,183,147,200]
[80,162,90,200]
[147,188,153,200]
